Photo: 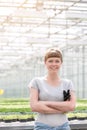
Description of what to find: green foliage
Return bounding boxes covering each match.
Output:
[0,98,87,120]
[0,98,31,113]
[0,114,34,120]
[0,108,31,112]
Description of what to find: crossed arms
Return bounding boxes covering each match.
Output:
[29,88,76,114]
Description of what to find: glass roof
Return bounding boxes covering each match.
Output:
[0,0,87,77]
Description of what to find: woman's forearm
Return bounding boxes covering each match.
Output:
[44,92,76,113]
[44,101,76,112]
[30,101,63,114]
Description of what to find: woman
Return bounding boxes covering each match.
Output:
[28,48,76,130]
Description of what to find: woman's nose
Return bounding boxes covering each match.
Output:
[52,62,57,65]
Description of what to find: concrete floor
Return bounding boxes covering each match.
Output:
[0,120,87,130]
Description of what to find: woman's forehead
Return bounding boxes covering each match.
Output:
[46,57,61,60]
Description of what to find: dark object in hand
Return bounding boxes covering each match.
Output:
[63,90,71,101]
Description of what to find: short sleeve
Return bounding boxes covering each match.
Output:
[28,78,39,90]
[68,80,75,92]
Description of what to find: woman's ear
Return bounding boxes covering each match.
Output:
[44,61,46,65]
[44,59,46,64]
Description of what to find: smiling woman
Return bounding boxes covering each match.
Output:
[28,48,76,130]
[44,48,63,62]
[44,48,63,77]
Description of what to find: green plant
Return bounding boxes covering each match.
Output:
[0,98,87,121]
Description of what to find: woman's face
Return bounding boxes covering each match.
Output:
[45,57,62,73]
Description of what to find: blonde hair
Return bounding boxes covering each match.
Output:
[44,48,63,62]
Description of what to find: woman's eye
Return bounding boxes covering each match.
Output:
[56,60,60,63]
[49,60,53,62]
[48,60,60,63]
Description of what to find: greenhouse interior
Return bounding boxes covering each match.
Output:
[0,0,87,99]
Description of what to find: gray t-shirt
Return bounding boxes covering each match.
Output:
[28,77,75,126]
